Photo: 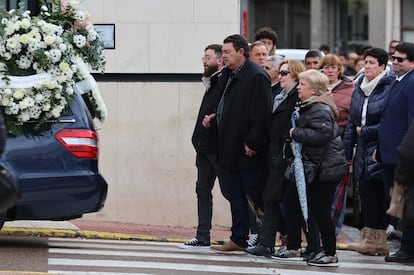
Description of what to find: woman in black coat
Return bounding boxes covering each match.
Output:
[289,69,347,267]
[343,48,394,256]
[245,60,306,257]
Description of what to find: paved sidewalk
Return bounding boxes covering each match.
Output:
[0,219,359,249]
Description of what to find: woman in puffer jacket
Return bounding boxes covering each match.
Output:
[343,48,395,256]
[289,69,348,267]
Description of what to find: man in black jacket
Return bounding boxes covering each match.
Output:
[210,34,272,252]
[179,44,225,248]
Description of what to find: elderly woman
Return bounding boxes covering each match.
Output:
[289,69,347,267]
[343,48,395,256]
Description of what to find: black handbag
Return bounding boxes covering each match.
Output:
[284,159,318,184]
[0,166,19,213]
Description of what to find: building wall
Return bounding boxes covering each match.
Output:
[78,0,240,228]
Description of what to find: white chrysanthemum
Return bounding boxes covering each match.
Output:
[6,36,22,53]
[3,88,13,95]
[19,96,35,109]
[87,29,98,41]
[6,102,20,115]
[1,18,8,25]
[74,11,86,21]
[58,43,67,52]
[73,34,86,48]
[51,106,62,118]
[29,106,42,119]
[22,10,31,18]
[16,55,32,69]
[27,41,41,52]
[49,48,62,63]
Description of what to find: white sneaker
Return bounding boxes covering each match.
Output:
[248,233,259,248]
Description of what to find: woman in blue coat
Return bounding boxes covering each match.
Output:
[343,48,395,256]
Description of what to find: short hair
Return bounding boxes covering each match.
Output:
[318,54,345,78]
[205,44,222,58]
[254,26,278,46]
[223,34,250,58]
[319,44,330,52]
[395,42,414,61]
[278,59,306,82]
[266,54,285,70]
[364,47,388,68]
[305,49,323,59]
[299,69,329,95]
[249,40,267,51]
[389,39,400,47]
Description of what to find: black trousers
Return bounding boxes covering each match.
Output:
[307,181,338,256]
[284,180,321,252]
[359,175,387,229]
[195,153,226,242]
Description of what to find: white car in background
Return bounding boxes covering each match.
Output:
[275,49,310,63]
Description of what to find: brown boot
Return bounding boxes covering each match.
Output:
[348,227,376,254]
[374,229,389,256]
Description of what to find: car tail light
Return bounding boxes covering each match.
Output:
[55,129,99,159]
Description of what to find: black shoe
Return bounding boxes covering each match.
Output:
[385,250,414,263]
[302,250,318,261]
[177,237,210,249]
[245,244,275,258]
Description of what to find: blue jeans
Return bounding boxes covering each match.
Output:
[222,167,265,247]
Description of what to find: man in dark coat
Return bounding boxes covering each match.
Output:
[375,42,414,263]
[179,44,225,248]
[210,34,272,252]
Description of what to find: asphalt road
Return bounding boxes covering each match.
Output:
[0,235,412,275]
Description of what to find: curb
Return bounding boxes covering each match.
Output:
[0,227,350,249]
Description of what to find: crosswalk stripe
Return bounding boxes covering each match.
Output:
[48,238,412,274]
[49,258,352,275]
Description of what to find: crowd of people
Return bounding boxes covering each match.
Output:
[178,26,414,267]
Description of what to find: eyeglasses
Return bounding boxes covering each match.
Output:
[391,55,409,63]
[278,70,290,76]
[202,56,216,62]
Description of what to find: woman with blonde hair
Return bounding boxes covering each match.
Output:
[287,69,347,266]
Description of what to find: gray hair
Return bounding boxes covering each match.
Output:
[266,54,285,70]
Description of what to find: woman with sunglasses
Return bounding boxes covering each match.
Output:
[343,48,395,256]
[246,60,306,258]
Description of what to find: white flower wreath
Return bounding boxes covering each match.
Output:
[0,0,106,135]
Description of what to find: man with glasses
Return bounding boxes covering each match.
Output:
[179,44,225,248]
[375,42,414,263]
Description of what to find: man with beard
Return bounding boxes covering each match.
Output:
[178,44,225,248]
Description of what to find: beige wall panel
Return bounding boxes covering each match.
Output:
[194,0,240,23]
[102,0,194,23]
[85,82,231,227]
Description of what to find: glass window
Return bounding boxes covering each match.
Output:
[402,0,414,43]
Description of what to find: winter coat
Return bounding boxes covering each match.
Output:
[264,87,298,202]
[331,77,355,136]
[343,73,394,181]
[379,69,414,164]
[217,60,272,170]
[291,98,348,184]
[191,70,223,154]
[395,118,414,186]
